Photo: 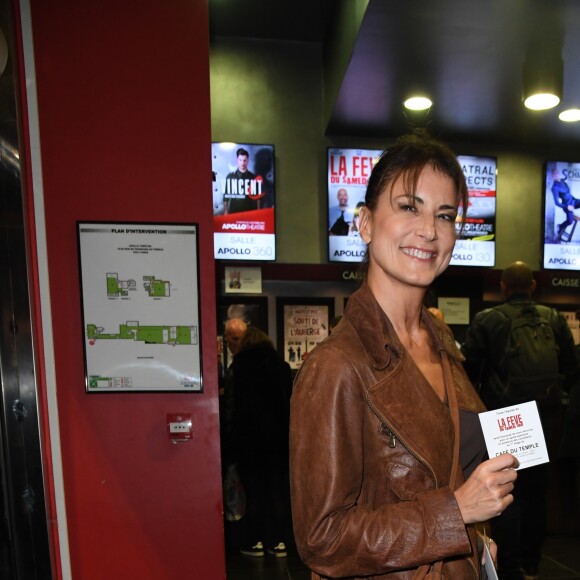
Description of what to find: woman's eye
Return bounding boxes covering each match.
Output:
[438,213,457,222]
[400,204,417,212]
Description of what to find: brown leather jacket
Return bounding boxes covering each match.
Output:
[290,283,487,579]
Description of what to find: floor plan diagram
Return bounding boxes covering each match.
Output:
[143,275,170,297]
[87,322,198,346]
[79,223,202,391]
[106,273,137,297]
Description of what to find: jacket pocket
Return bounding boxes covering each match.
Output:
[386,460,435,501]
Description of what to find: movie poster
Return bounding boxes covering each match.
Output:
[283,304,329,371]
[543,161,580,271]
[327,148,384,263]
[212,142,275,261]
[450,155,497,267]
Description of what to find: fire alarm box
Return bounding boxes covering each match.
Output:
[167,413,193,444]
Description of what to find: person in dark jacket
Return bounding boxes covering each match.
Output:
[462,262,579,580]
[231,326,293,558]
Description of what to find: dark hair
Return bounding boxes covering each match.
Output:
[236,148,249,158]
[238,326,273,352]
[364,129,468,220]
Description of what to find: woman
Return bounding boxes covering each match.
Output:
[231,327,293,558]
[290,130,518,579]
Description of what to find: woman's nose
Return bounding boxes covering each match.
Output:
[417,215,438,241]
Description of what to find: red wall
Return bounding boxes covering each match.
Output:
[26,1,224,577]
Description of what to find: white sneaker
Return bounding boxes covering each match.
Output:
[240,541,264,557]
[267,542,287,557]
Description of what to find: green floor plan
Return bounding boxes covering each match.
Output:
[143,275,170,297]
[106,273,136,296]
[87,321,198,345]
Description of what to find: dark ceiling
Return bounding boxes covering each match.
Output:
[209,0,580,150]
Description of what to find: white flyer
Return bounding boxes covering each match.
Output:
[478,401,549,469]
[483,541,499,580]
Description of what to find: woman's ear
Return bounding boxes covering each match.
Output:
[358,206,372,244]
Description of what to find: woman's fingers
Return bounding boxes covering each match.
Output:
[454,454,519,524]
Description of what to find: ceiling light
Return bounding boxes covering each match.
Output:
[524,93,560,111]
[522,55,563,111]
[559,109,580,122]
[403,96,432,111]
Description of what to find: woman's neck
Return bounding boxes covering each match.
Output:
[366,275,426,338]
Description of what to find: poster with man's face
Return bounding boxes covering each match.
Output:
[327,148,383,263]
[212,142,276,261]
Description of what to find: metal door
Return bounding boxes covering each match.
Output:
[0,1,53,577]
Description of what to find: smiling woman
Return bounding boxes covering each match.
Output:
[290,130,520,579]
[358,164,459,297]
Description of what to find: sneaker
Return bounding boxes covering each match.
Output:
[240,541,264,557]
[267,542,287,557]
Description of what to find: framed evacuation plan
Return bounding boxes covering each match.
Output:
[77,221,203,393]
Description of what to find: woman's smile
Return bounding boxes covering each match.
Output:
[400,246,438,261]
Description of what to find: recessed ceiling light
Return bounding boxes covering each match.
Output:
[403,96,432,111]
[523,93,560,110]
[559,109,580,122]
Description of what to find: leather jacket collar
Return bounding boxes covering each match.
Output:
[343,281,464,369]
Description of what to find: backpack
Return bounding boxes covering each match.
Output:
[486,303,563,406]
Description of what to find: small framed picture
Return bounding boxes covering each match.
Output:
[276,297,334,371]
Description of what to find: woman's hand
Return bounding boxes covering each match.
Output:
[454,454,519,524]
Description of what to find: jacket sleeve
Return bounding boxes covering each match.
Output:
[289,345,471,578]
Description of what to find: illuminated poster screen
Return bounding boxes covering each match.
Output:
[212,142,275,261]
[543,161,580,271]
[450,155,497,267]
[327,147,384,263]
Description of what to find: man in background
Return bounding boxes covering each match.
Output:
[220,318,248,465]
[462,261,579,580]
[329,188,354,235]
[224,318,248,361]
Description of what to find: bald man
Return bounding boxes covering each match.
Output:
[225,318,247,357]
[329,188,354,235]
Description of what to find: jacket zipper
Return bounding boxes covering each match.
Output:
[368,395,481,578]
[381,423,396,448]
[365,394,438,488]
